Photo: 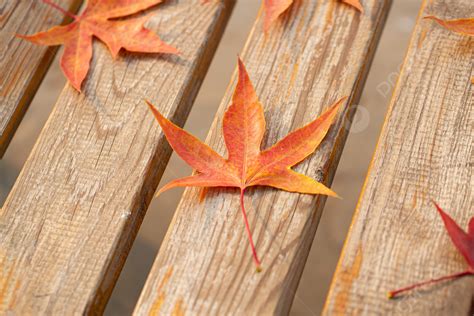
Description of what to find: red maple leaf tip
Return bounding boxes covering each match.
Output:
[388,202,473,298]
[432,201,474,269]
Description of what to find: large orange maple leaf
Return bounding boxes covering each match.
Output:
[147,58,345,270]
[18,0,178,91]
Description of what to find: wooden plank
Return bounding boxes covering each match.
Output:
[134,1,392,314]
[324,0,474,314]
[0,0,234,314]
[0,0,83,158]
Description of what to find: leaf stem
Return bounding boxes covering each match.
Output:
[240,188,262,272]
[388,270,472,299]
[43,0,78,20]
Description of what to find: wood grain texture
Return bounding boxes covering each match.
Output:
[0,0,234,314]
[324,0,474,314]
[135,1,392,314]
[0,0,83,158]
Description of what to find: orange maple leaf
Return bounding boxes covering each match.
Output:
[262,0,363,32]
[148,58,344,270]
[18,0,178,91]
[424,16,474,37]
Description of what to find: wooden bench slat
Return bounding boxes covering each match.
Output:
[324,0,473,314]
[134,0,392,314]
[0,0,83,158]
[0,1,234,313]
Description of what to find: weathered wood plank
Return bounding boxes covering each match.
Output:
[0,0,234,314]
[135,1,392,314]
[324,0,473,314]
[0,0,83,158]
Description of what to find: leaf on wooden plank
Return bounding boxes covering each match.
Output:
[388,201,474,298]
[18,0,178,91]
[147,58,344,271]
[342,0,364,12]
[203,0,290,32]
[424,16,474,36]
[263,0,294,32]
[262,0,363,32]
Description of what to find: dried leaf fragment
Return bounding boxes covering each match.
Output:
[342,0,364,12]
[424,16,474,36]
[263,0,294,32]
[262,0,363,32]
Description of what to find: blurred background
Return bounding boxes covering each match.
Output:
[0,0,422,314]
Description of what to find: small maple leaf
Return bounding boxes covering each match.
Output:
[148,58,344,270]
[262,0,363,32]
[424,16,474,37]
[18,0,178,91]
[388,201,474,298]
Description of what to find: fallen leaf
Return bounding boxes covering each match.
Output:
[148,58,344,270]
[263,0,294,32]
[424,16,474,36]
[342,0,363,12]
[388,201,474,298]
[262,0,363,32]
[18,0,178,91]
